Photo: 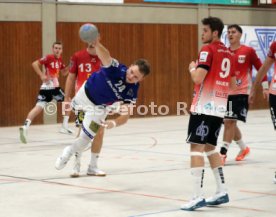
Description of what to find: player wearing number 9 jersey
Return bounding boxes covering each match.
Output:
[181,17,236,211]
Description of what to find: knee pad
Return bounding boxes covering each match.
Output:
[205,150,217,157]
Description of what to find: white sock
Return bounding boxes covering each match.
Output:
[24,119,32,129]
[221,141,230,150]
[62,116,69,128]
[212,167,227,193]
[191,167,204,198]
[90,152,99,168]
[235,139,246,150]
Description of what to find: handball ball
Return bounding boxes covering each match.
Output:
[79,23,99,43]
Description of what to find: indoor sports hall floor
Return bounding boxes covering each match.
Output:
[0,110,275,217]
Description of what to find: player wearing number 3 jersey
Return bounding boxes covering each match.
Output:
[181,17,236,211]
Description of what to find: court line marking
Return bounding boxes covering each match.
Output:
[240,190,276,196]
[0,174,271,213]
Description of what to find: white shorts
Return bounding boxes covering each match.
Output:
[72,83,108,139]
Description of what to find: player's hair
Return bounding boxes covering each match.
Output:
[227,24,243,34]
[202,16,224,38]
[134,59,151,76]
[52,41,63,47]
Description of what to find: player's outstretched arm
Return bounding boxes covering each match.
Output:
[94,38,112,67]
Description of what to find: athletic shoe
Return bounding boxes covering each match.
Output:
[235,146,250,161]
[180,197,206,211]
[59,126,74,135]
[220,154,227,166]
[55,146,73,170]
[206,192,229,206]
[19,127,27,144]
[274,172,276,184]
[70,152,81,178]
[87,165,106,176]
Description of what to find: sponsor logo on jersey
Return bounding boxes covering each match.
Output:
[199,51,208,62]
[236,79,242,86]
[216,80,229,87]
[215,91,228,98]
[238,55,246,63]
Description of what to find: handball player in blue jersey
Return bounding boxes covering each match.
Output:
[55,38,150,171]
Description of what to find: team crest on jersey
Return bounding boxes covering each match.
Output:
[199,51,208,62]
[255,28,276,57]
[126,89,134,97]
[238,55,246,63]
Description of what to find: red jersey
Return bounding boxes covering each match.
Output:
[39,54,65,89]
[69,49,101,93]
[267,41,276,95]
[191,41,235,118]
[229,45,263,95]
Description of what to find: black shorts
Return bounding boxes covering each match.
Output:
[186,113,223,146]
[36,87,64,103]
[269,94,276,130]
[224,94,249,122]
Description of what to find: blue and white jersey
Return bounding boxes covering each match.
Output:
[85,59,139,106]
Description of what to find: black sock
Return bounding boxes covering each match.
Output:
[220,147,228,155]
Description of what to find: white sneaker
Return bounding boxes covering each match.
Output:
[19,127,27,144]
[55,146,73,170]
[59,126,74,135]
[87,165,106,176]
[206,192,229,206]
[70,152,82,178]
[181,196,206,211]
